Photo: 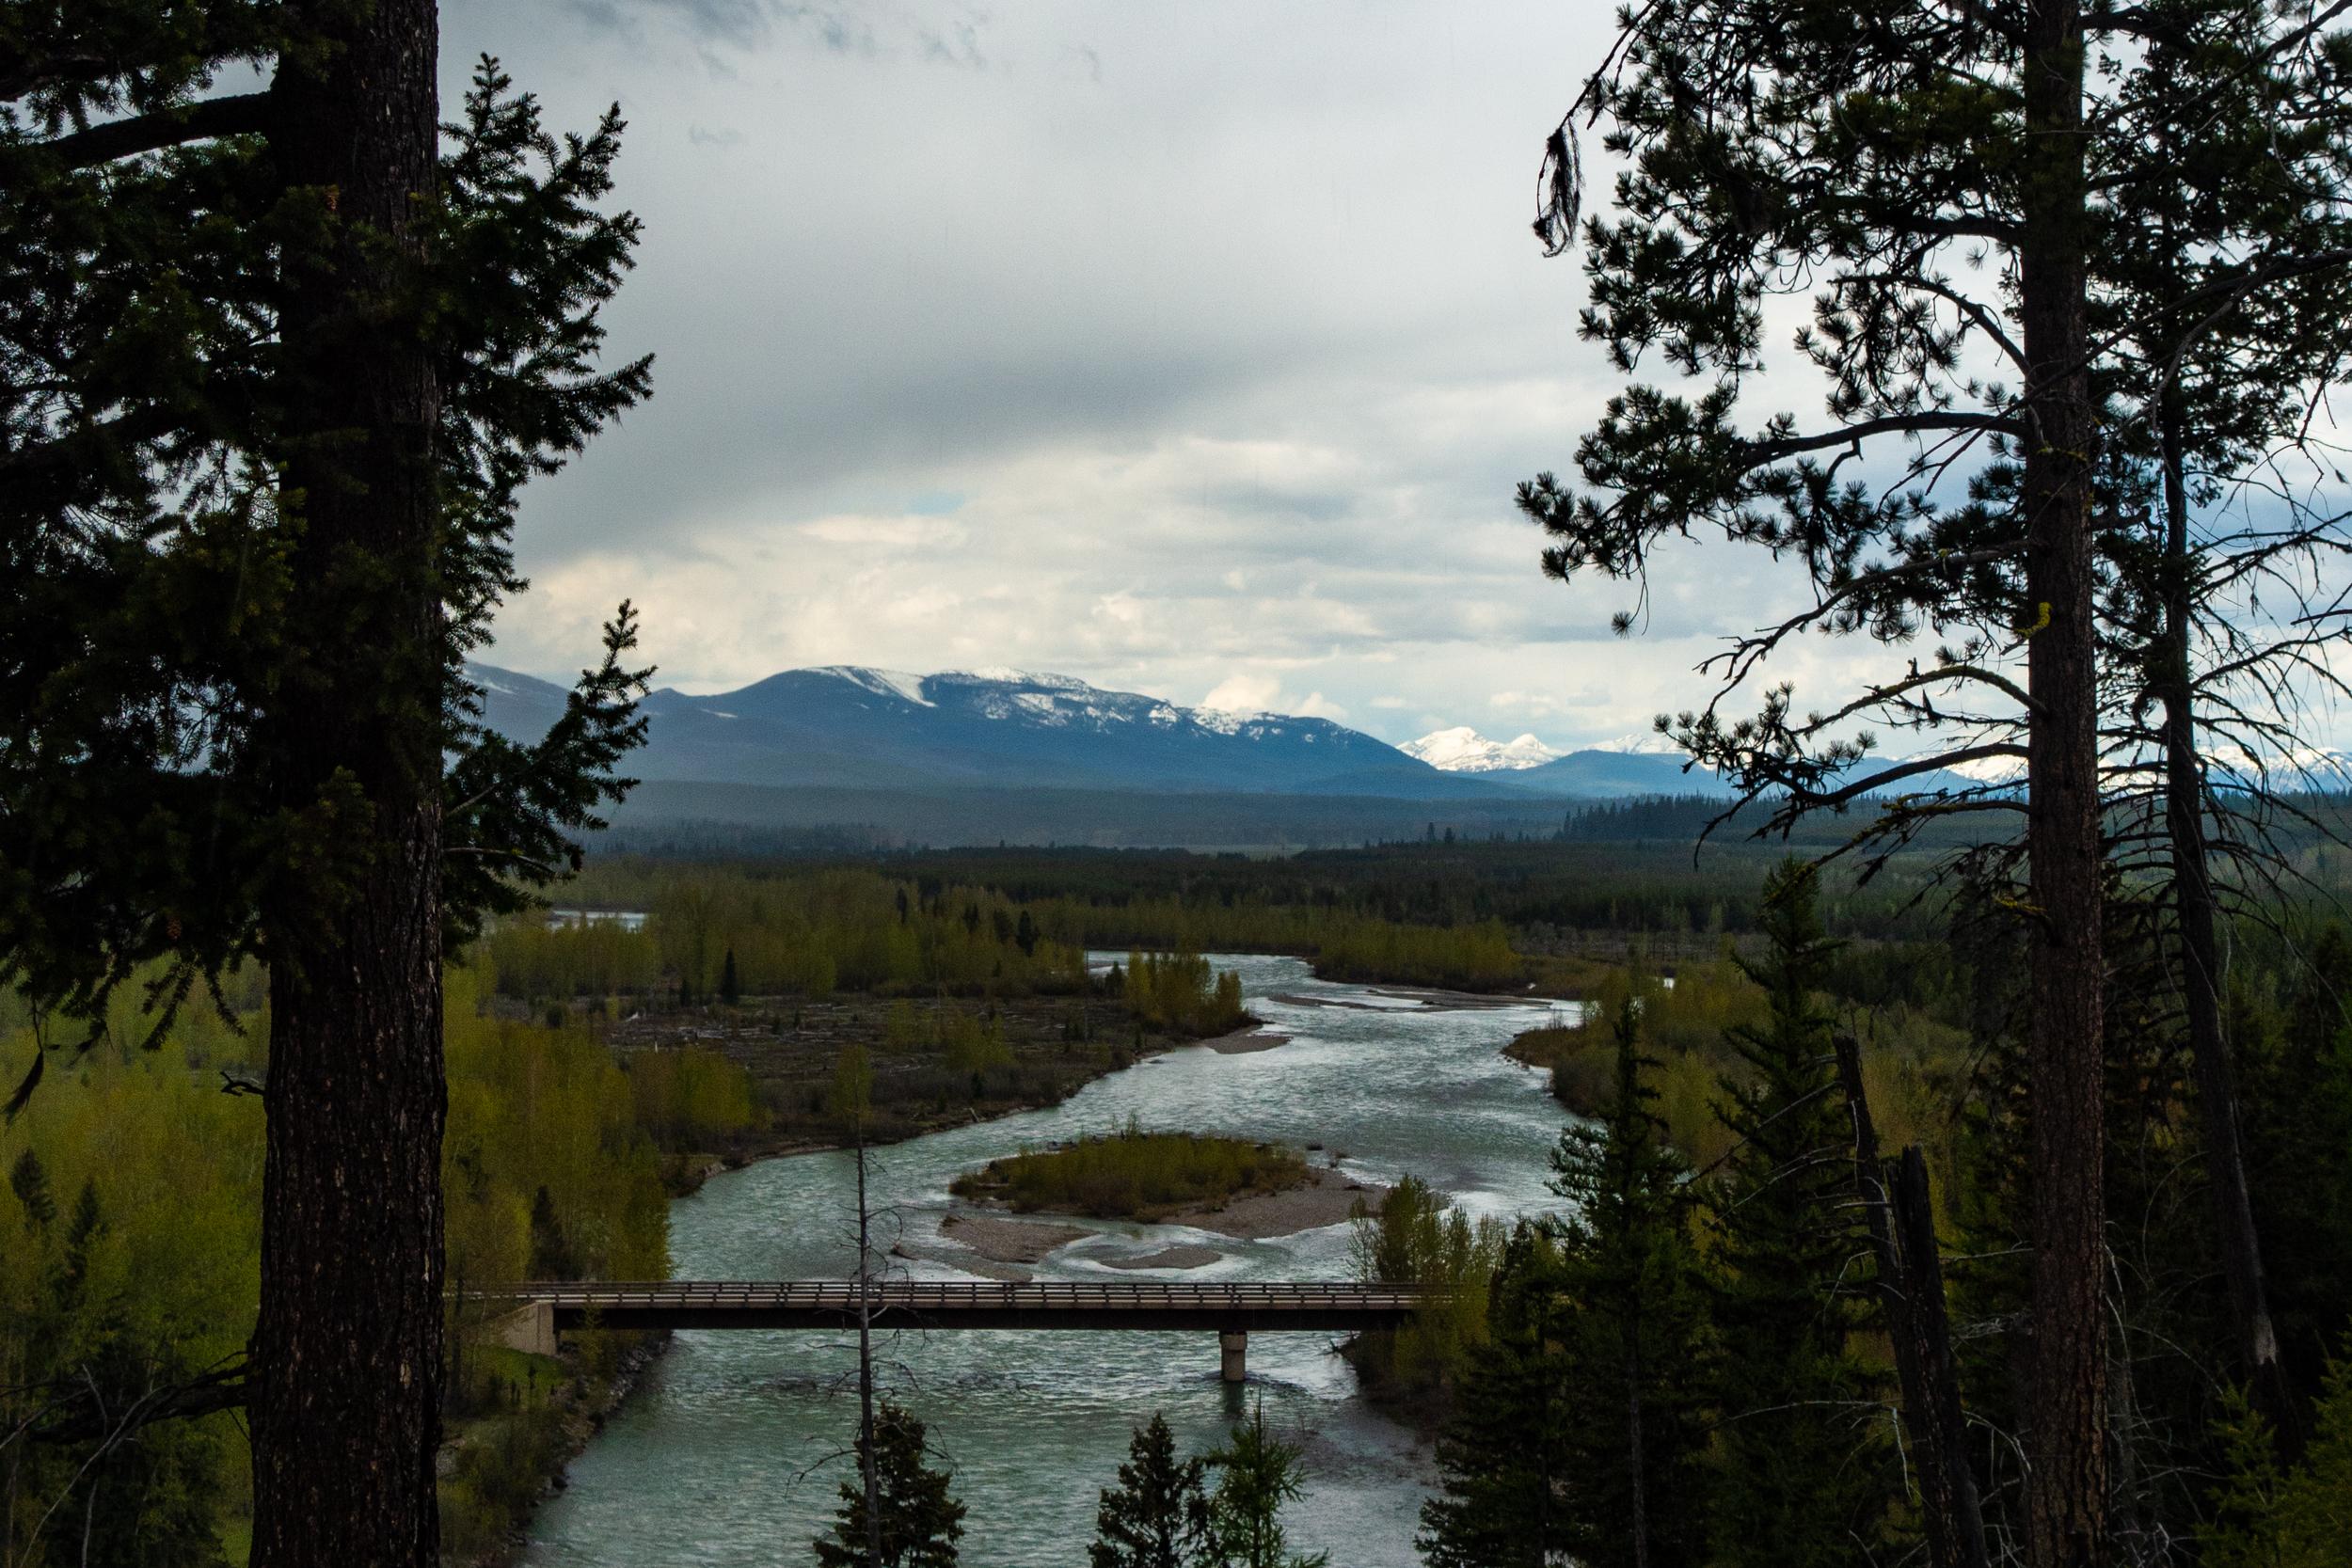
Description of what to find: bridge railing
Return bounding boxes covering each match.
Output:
[467,1279,1448,1311]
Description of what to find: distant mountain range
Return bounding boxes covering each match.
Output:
[469,663,1733,803]
[1400,727,1564,772]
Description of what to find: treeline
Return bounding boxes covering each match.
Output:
[563,837,1968,949]
[0,966,758,1562]
[1413,860,2352,1566]
[482,862,1546,1004]
[480,867,1091,1003]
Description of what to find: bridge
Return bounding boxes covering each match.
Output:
[477,1280,1440,1382]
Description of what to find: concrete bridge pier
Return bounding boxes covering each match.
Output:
[1219,1330,1248,1384]
[492,1300,559,1358]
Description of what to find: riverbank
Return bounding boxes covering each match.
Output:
[445,1335,665,1568]
[596,992,1293,1170]
[510,953,1573,1567]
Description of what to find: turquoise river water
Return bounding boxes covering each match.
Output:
[519,954,1577,1567]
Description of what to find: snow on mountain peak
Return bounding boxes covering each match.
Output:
[816,666,933,706]
[1589,729,1683,756]
[1401,726,1564,772]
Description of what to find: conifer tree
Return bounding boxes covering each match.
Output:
[1,8,651,1560]
[1202,1401,1326,1568]
[813,1400,967,1568]
[1525,6,2352,1555]
[720,946,740,1006]
[1090,1412,1212,1568]
[1704,863,1889,1566]
[1546,1001,1708,1568]
[1417,1222,1573,1568]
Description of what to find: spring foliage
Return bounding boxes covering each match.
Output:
[0,963,740,1556]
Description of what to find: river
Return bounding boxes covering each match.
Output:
[520,954,1577,1567]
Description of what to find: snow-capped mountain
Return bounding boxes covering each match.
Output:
[1400,726,1565,772]
[469,662,1471,797]
[1589,729,1685,756]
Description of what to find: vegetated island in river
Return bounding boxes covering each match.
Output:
[949,1128,1311,1220]
[946,1127,1388,1240]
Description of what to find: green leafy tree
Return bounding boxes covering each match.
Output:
[1546,1002,1709,1568]
[813,1400,967,1568]
[1417,1222,1574,1568]
[527,1184,580,1282]
[0,8,651,1560]
[1090,1412,1213,1568]
[1704,862,1890,1566]
[1203,1401,1326,1568]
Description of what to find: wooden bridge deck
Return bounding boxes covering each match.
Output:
[481,1279,1440,1334]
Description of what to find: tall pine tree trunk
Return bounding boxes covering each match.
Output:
[2018,3,2107,1564]
[250,3,447,1564]
[2158,399,2295,1449]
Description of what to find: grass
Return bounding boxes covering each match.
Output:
[948,1126,1311,1220]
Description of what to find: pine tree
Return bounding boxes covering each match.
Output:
[1546,1001,1709,1568]
[1526,6,2352,1554]
[1417,1222,1573,1568]
[1,12,650,1560]
[1090,1412,1212,1568]
[1704,862,1890,1567]
[720,946,741,1006]
[813,1401,967,1568]
[1202,1401,1327,1568]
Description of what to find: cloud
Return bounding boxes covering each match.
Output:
[1200,673,1280,715]
[450,2,1893,751]
[562,0,771,48]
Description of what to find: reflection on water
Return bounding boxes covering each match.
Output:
[521,955,1575,1568]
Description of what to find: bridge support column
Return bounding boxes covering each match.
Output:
[492,1301,559,1358]
[1219,1330,1248,1384]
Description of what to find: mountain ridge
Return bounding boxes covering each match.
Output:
[468,661,1744,806]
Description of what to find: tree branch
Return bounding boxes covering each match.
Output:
[22,92,269,170]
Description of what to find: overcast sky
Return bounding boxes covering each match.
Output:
[446,0,1851,749]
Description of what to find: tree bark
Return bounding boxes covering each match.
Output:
[2157,401,2298,1453]
[250,3,447,1565]
[2019,4,2108,1564]
[856,1134,882,1568]
[1836,1036,1988,1568]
